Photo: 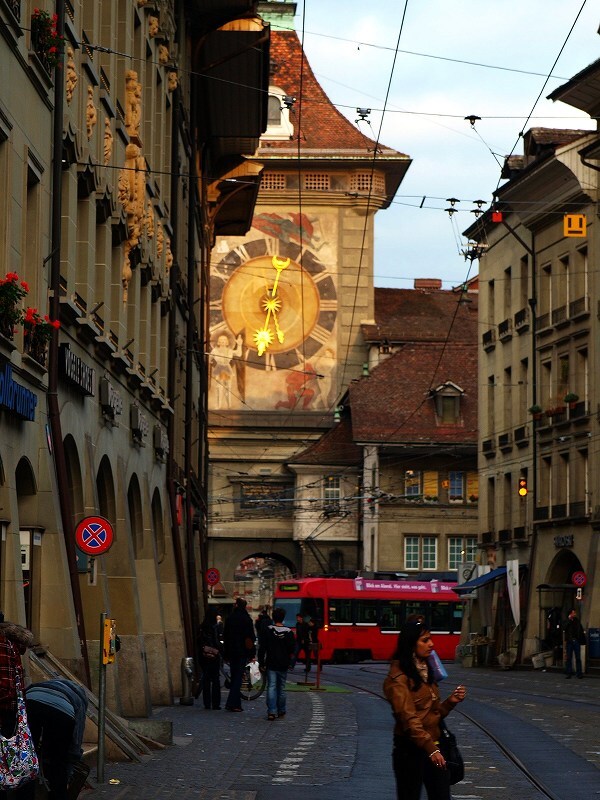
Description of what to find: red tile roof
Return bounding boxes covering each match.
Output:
[290,416,362,466]
[349,341,478,445]
[362,286,479,343]
[259,30,408,158]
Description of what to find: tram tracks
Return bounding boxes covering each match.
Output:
[328,666,600,800]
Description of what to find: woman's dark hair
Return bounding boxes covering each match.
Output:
[392,620,433,690]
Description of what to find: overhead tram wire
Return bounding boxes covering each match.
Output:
[494,0,589,194]
[338,0,411,395]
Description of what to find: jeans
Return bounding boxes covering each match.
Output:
[565,639,582,676]
[226,655,247,709]
[392,736,451,800]
[266,669,288,716]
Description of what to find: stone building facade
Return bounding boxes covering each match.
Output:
[0,0,269,713]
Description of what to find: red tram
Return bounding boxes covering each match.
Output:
[274,577,462,662]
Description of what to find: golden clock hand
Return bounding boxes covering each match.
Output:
[272,309,285,344]
[270,256,290,297]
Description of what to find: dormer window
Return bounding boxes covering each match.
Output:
[431,381,464,424]
[262,86,294,141]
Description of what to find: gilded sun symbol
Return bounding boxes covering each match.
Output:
[253,329,273,356]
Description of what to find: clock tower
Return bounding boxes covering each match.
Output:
[207,1,411,586]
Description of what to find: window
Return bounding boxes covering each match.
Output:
[323,475,340,511]
[329,599,352,624]
[404,470,421,498]
[356,600,378,624]
[380,601,402,630]
[404,536,419,569]
[449,471,465,502]
[268,95,282,126]
[448,536,478,569]
[404,536,437,570]
[422,537,437,570]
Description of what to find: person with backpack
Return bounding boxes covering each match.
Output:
[258,607,295,721]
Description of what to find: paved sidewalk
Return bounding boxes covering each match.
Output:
[87,676,392,800]
[85,665,599,800]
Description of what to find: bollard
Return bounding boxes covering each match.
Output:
[180,656,195,705]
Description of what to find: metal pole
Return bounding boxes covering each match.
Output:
[97,612,106,783]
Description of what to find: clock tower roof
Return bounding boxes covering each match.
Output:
[256,28,411,184]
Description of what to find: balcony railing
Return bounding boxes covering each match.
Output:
[551,305,568,327]
[513,526,527,540]
[498,318,512,341]
[482,329,496,351]
[514,307,529,332]
[552,503,567,519]
[569,295,589,319]
[498,529,511,543]
[482,438,496,458]
[514,426,528,446]
[481,531,495,545]
[498,432,512,451]
[534,505,549,521]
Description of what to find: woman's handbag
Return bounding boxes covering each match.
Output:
[0,669,39,789]
[202,645,220,659]
[438,721,464,785]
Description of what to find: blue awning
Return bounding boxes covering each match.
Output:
[454,566,507,593]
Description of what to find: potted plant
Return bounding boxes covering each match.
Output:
[0,272,29,340]
[528,404,543,420]
[31,9,63,72]
[469,494,478,503]
[23,307,60,366]
[564,392,579,409]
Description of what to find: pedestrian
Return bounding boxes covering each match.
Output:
[0,617,35,738]
[15,679,88,800]
[289,613,306,671]
[199,610,222,710]
[258,607,294,721]
[222,598,256,712]
[255,608,272,641]
[0,618,36,799]
[215,615,224,645]
[563,608,586,679]
[383,619,466,800]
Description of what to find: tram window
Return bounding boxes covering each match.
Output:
[379,601,402,630]
[276,599,301,627]
[404,602,427,624]
[356,599,378,625]
[300,599,324,627]
[275,598,324,628]
[329,598,352,624]
[431,602,452,632]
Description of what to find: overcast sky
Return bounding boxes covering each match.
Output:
[281,1,599,289]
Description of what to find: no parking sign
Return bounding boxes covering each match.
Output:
[75,515,114,556]
[206,567,220,586]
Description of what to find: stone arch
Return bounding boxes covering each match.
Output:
[546,549,583,585]
[63,434,84,524]
[151,488,165,562]
[127,473,144,558]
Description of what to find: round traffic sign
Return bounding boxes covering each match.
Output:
[572,570,587,587]
[75,515,114,556]
[206,568,220,586]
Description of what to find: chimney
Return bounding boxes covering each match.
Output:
[414,278,442,290]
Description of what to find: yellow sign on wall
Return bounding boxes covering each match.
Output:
[564,214,586,237]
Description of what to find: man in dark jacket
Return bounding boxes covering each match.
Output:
[223,598,256,711]
[258,607,295,720]
[564,609,585,678]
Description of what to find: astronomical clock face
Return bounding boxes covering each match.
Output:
[209,214,338,411]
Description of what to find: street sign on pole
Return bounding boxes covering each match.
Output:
[206,567,220,586]
[75,515,114,556]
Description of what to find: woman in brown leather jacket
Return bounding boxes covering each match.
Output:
[383,620,466,800]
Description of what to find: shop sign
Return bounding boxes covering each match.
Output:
[0,364,37,421]
[153,425,169,461]
[553,533,574,548]
[99,377,123,420]
[59,343,96,396]
[130,405,148,445]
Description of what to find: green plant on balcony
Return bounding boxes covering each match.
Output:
[31,8,63,70]
[528,404,542,415]
[23,307,60,366]
[0,272,29,340]
[564,392,579,408]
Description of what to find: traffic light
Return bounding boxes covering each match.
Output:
[518,477,528,497]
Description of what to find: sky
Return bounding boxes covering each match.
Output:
[282,1,599,289]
